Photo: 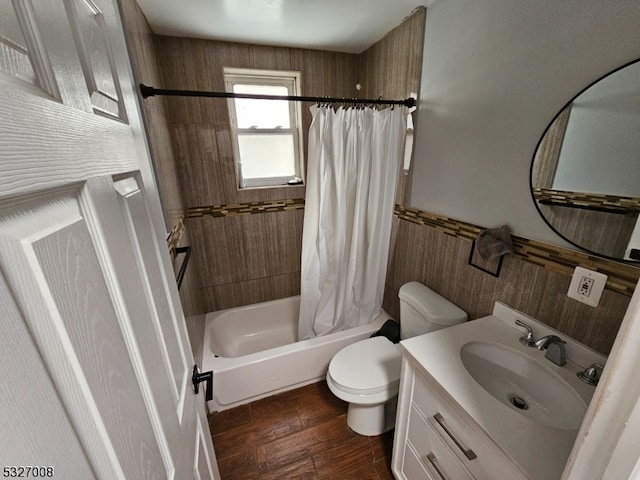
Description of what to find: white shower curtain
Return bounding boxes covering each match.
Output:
[298,105,408,340]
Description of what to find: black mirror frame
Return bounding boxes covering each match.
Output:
[529,57,640,263]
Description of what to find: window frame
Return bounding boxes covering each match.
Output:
[224,67,305,189]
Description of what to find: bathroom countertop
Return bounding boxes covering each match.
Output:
[398,302,606,480]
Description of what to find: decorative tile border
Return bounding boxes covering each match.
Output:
[533,188,640,214]
[394,205,640,296]
[168,200,639,296]
[185,198,305,219]
[394,205,480,240]
[166,215,186,256]
[513,237,639,296]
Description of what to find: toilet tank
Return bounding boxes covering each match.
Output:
[398,282,467,339]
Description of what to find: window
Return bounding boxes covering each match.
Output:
[224,68,304,189]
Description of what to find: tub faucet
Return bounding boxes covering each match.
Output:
[535,335,567,366]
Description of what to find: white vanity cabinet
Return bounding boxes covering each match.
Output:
[391,304,605,480]
[392,356,528,480]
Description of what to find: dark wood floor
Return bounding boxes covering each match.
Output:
[209,381,395,479]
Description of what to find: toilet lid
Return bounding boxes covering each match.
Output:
[328,337,402,395]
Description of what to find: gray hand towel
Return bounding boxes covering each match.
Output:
[476,225,513,260]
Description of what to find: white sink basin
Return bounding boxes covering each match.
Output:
[399,302,607,480]
[460,341,587,430]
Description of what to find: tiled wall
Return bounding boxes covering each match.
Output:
[154,36,360,207]
[357,6,636,356]
[122,3,635,356]
[147,8,427,312]
[185,200,305,311]
[358,8,425,103]
[119,0,186,230]
[358,7,426,205]
[153,36,358,311]
[533,189,639,258]
[383,207,639,355]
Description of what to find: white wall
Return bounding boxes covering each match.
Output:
[410,0,640,247]
[553,61,640,197]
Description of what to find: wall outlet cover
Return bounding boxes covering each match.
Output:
[567,266,608,307]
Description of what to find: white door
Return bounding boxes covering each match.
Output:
[0,1,219,479]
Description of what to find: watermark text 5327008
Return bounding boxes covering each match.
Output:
[3,467,54,478]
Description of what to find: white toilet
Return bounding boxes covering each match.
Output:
[326,282,468,436]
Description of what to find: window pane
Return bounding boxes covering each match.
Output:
[233,84,291,128]
[237,133,296,180]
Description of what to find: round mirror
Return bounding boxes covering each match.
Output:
[530,58,640,261]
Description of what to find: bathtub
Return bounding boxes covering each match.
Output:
[203,295,389,412]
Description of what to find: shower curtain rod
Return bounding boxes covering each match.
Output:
[139,84,416,108]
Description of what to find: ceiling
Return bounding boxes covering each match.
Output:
[136,0,427,54]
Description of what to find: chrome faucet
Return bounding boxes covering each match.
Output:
[515,319,536,347]
[535,335,567,366]
[577,363,604,386]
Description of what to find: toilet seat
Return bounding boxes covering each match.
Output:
[327,337,402,398]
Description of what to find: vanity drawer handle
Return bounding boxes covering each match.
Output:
[426,453,450,480]
[434,413,477,460]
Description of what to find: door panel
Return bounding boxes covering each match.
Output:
[0,0,60,98]
[65,0,126,120]
[33,204,168,479]
[0,0,39,86]
[114,175,188,403]
[0,272,97,479]
[0,0,218,478]
[0,190,167,479]
[194,415,216,480]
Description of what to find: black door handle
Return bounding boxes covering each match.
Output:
[192,365,213,401]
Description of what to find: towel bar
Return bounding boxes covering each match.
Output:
[175,246,191,290]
